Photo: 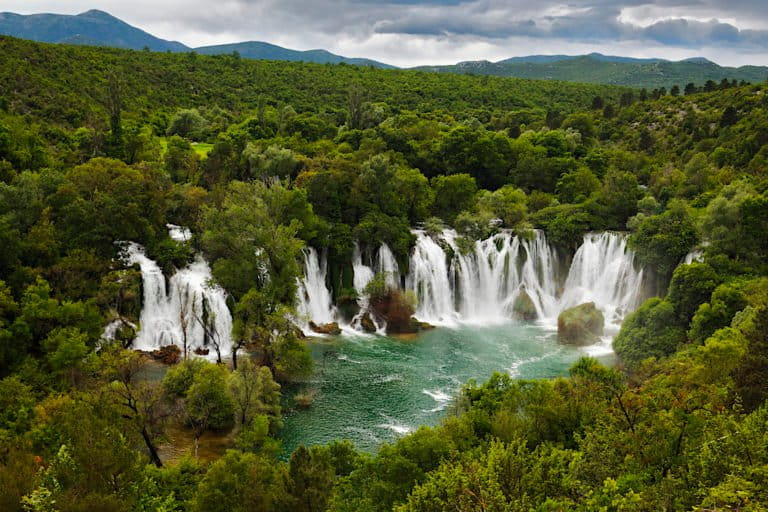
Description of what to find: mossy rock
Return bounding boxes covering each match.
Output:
[557,302,604,346]
[512,289,537,321]
[309,322,342,336]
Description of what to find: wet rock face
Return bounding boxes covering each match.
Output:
[360,313,377,333]
[309,321,342,336]
[558,302,605,346]
[368,289,417,334]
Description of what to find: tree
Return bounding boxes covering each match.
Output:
[228,358,281,429]
[556,167,600,204]
[201,180,305,302]
[476,185,528,229]
[613,298,686,367]
[167,109,207,140]
[699,181,757,261]
[104,72,125,159]
[430,174,478,225]
[284,445,335,512]
[629,200,698,278]
[190,450,284,512]
[164,360,235,457]
[99,348,170,467]
[667,262,722,325]
[52,158,169,258]
[231,288,312,380]
[243,144,300,180]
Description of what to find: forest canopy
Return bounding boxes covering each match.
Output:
[0,35,767,511]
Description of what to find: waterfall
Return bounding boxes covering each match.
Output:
[405,230,645,329]
[406,233,457,325]
[296,247,337,326]
[684,249,704,264]
[376,244,401,288]
[352,243,375,295]
[125,243,232,359]
[406,230,563,325]
[556,232,645,329]
[295,230,648,342]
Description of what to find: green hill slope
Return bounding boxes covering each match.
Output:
[417,54,768,89]
[0,36,628,125]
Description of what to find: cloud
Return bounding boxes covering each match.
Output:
[2,0,768,66]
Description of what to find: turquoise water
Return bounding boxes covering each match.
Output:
[280,323,616,454]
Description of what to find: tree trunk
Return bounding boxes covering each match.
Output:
[141,426,163,467]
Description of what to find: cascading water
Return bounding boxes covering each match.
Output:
[403,230,646,330]
[125,243,232,359]
[557,232,645,329]
[296,247,337,326]
[406,230,563,325]
[375,244,401,288]
[297,231,648,344]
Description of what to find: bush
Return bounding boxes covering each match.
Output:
[628,200,698,278]
[614,298,686,367]
[667,262,722,325]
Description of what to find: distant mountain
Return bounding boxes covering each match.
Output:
[0,10,393,68]
[0,10,188,51]
[415,53,768,89]
[194,41,394,68]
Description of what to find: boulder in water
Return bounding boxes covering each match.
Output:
[557,302,604,346]
[150,345,181,365]
[309,321,342,336]
[193,347,210,356]
[512,289,537,321]
[360,313,377,333]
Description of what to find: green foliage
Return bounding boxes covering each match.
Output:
[430,174,478,225]
[629,199,698,277]
[167,109,207,140]
[201,180,305,302]
[667,262,722,324]
[613,298,686,367]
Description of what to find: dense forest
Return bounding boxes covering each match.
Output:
[1,35,767,511]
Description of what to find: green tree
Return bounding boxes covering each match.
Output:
[430,174,478,225]
[201,180,304,302]
[167,108,207,140]
[629,200,698,278]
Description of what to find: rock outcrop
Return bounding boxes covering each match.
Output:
[557,302,604,346]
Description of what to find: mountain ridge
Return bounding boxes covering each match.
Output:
[2,9,766,87]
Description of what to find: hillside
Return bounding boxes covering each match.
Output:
[194,41,393,68]
[0,36,627,125]
[0,10,392,67]
[417,53,768,89]
[1,17,768,511]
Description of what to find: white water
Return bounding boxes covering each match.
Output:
[684,249,705,264]
[558,232,645,330]
[125,243,232,359]
[167,224,192,243]
[298,230,648,340]
[296,247,337,326]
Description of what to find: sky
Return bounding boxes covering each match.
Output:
[4,1,768,67]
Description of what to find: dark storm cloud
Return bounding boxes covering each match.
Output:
[373,1,768,47]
